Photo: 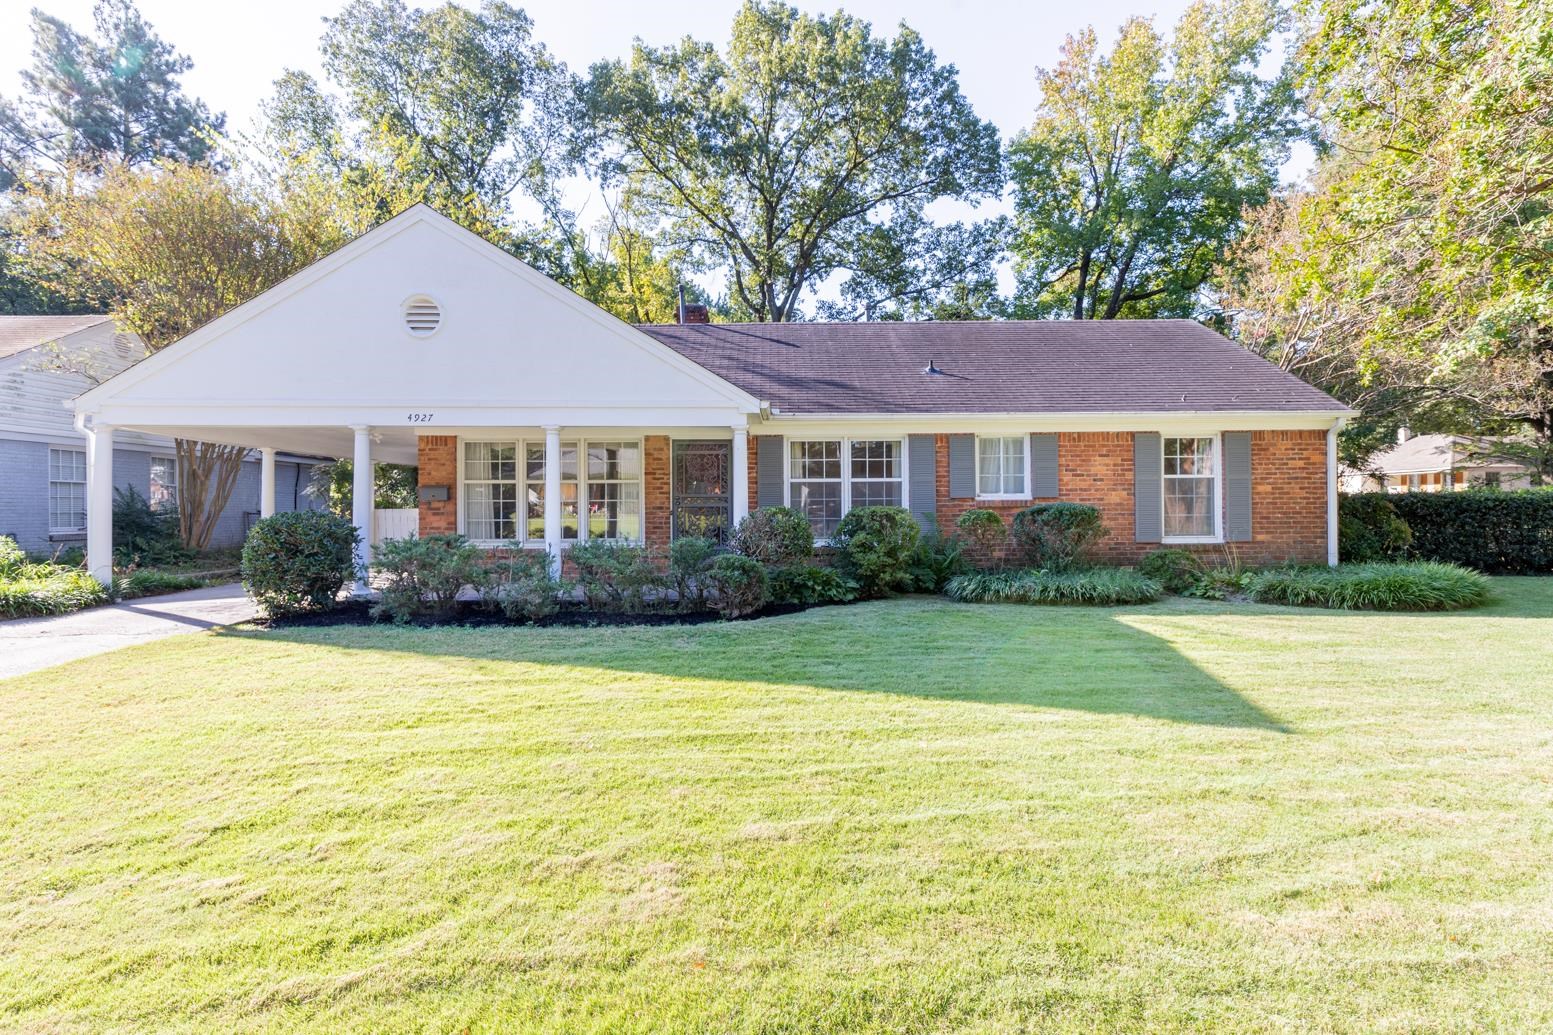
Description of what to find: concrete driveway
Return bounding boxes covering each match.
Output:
[0,583,257,681]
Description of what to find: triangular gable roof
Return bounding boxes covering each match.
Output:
[77,204,760,414]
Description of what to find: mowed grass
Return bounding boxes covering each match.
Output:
[3,582,1553,1033]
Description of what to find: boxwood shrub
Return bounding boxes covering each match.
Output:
[730,506,814,565]
[705,554,769,618]
[371,533,487,623]
[1010,503,1106,572]
[241,511,359,617]
[1384,490,1553,573]
[945,567,1162,606]
[1247,562,1490,611]
[1338,493,1413,563]
[832,506,920,597]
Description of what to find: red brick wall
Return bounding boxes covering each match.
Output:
[417,435,457,535]
[932,429,1327,567]
[644,435,672,549]
[748,435,761,515]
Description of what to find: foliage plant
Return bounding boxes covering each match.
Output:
[954,509,1007,567]
[767,564,858,606]
[667,536,719,611]
[1385,491,1553,574]
[1010,503,1107,572]
[114,570,206,600]
[907,529,966,592]
[240,511,359,618]
[704,553,769,619]
[480,551,566,623]
[1247,562,1490,612]
[832,506,921,598]
[567,540,664,613]
[0,536,109,618]
[944,568,1163,607]
[1138,548,1207,594]
[730,507,814,566]
[370,534,487,623]
[111,486,190,568]
[1338,494,1413,563]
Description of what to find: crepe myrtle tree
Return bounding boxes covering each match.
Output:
[585,1,1003,322]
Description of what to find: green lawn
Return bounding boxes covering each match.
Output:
[3,581,1553,1033]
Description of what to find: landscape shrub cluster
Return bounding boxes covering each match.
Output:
[1384,491,1553,574]
[240,511,360,617]
[1247,562,1490,611]
[0,536,109,618]
[946,567,1162,606]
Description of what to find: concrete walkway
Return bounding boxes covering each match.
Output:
[0,583,257,681]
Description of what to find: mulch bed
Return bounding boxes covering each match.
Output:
[254,599,819,630]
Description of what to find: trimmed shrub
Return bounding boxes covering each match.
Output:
[115,570,205,599]
[833,505,920,598]
[705,554,769,618]
[1010,503,1106,572]
[730,507,814,565]
[568,540,664,612]
[1384,491,1553,573]
[1248,561,1490,611]
[1339,494,1413,563]
[668,535,719,611]
[955,508,1007,566]
[112,486,190,567]
[945,568,1162,606]
[371,534,487,623]
[481,551,566,622]
[768,564,858,605]
[907,528,966,592]
[0,536,109,617]
[241,511,359,617]
[1139,548,1207,594]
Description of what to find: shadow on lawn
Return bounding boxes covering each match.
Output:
[223,597,1291,733]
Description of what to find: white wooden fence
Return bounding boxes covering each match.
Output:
[372,508,420,545]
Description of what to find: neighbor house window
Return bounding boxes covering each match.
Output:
[149,455,178,511]
[585,441,641,541]
[48,447,87,532]
[524,441,579,540]
[786,438,907,538]
[1163,436,1218,540]
[977,435,1027,498]
[849,440,902,507]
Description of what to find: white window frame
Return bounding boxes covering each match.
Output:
[460,440,523,543]
[149,455,178,512]
[47,446,88,534]
[1161,433,1223,544]
[457,436,645,548]
[975,434,1031,501]
[784,437,907,542]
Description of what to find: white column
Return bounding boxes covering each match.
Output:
[1326,424,1340,567]
[730,425,750,526]
[85,423,115,585]
[351,426,372,594]
[543,425,562,576]
[259,447,277,518]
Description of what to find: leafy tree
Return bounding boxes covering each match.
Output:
[308,461,421,516]
[565,192,696,324]
[0,0,223,186]
[586,1,1003,322]
[1008,0,1299,320]
[11,161,350,550]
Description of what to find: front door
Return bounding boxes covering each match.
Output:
[672,440,732,542]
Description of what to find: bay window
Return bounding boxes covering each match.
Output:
[463,438,640,544]
[787,438,905,538]
[1163,436,1218,540]
[977,435,1027,498]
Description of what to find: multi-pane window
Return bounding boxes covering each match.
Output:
[464,442,520,540]
[149,455,178,511]
[1163,436,1217,539]
[585,442,642,541]
[463,438,641,543]
[977,436,1027,497]
[524,442,579,540]
[849,440,902,507]
[48,448,87,532]
[789,440,844,538]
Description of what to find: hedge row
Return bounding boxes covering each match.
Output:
[1344,491,1553,574]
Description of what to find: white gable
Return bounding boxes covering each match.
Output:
[78,206,757,430]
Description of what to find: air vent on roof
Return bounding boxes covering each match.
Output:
[403,296,442,337]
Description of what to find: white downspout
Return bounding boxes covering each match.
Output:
[1326,421,1342,567]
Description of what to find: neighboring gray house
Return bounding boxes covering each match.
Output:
[1339,429,1540,494]
[0,315,326,557]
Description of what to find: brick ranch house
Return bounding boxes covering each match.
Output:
[73,205,1350,587]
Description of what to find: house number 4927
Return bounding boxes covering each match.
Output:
[407,413,435,423]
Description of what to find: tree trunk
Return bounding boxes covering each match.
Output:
[174,439,248,551]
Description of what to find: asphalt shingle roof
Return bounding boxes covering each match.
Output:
[640,318,1346,415]
[0,315,111,360]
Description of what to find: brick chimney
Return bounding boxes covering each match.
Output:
[681,303,710,324]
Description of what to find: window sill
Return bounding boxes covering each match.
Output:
[975,495,1030,503]
[1161,536,1224,546]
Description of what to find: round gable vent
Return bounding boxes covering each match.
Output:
[403,296,442,337]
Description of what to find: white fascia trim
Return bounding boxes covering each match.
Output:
[84,403,754,429]
[760,410,1353,433]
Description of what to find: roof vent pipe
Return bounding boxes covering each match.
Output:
[923,359,944,375]
[677,285,685,324]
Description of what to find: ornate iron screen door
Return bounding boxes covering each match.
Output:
[672,440,732,542]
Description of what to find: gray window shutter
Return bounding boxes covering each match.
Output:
[948,434,975,499]
[1030,433,1059,498]
[1134,432,1162,542]
[755,436,785,508]
[1224,431,1252,542]
[907,434,937,530]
